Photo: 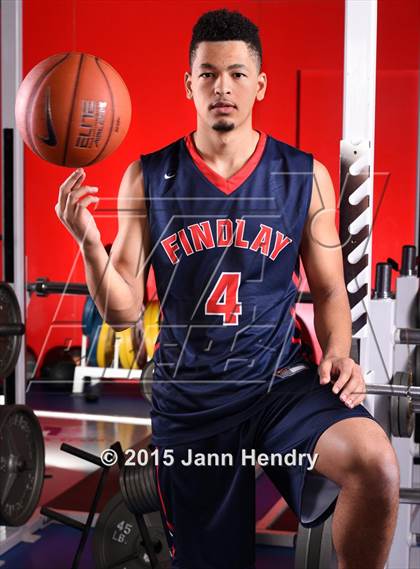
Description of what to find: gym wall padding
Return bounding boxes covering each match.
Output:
[14,0,420,360]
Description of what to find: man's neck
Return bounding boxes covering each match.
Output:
[192,123,260,177]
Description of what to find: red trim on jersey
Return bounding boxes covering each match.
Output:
[292,271,300,289]
[155,460,177,559]
[290,306,302,345]
[184,131,268,195]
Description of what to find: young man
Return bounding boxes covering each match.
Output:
[57,9,400,569]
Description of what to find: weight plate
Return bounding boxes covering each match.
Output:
[0,405,45,526]
[132,320,148,371]
[415,346,420,387]
[0,283,23,378]
[87,314,103,366]
[417,289,420,329]
[82,296,97,338]
[143,302,160,360]
[390,373,401,437]
[391,372,414,438]
[140,360,154,404]
[318,516,337,568]
[93,492,170,569]
[294,524,322,569]
[97,322,116,368]
[294,517,337,569]
[118,328,138,370]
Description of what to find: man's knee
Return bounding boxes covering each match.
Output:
[314,418,400,493]
[345,440,400,497]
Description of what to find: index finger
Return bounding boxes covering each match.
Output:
[331,367,353,394]
[58,168,86,208]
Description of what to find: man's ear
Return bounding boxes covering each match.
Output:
[256,72,267,102]
[185,72,193,99]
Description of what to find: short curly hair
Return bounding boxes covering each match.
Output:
[189,9,262,71]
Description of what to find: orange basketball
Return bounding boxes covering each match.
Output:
[15,52,132,167]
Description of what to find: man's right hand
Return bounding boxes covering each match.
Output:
[55,168,101,248]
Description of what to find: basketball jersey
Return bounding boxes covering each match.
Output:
[140,131,315,446]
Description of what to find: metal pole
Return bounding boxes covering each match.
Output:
[1,0,25,404]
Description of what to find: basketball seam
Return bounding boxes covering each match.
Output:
[63,53,84,166]
[26,52,70,159]
[85,57,115,166]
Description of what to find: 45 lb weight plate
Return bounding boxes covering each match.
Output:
[93,492,170,569]
[0,405,45,525]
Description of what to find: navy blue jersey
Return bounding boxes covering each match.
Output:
[140,131,315,445]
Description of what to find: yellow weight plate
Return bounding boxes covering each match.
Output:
[132,319,148,369]
[143,301,160,360]
[117,328,137,370]
[96,322,115,368]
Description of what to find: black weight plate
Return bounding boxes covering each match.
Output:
[93,493,171,569]
[391,372,413,438]
[140,361,154,404]
[390,372,402,437]
[294,524,323,569]
[0,283,23,378]
[417,289,420,329]
[318,516,337,568]
[294,517,337,569]
[415,346,420,387]
[0,405,45,526]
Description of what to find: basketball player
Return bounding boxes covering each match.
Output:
[56,9,399,569]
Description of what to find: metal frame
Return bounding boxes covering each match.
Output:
[342,0,377,372]
[1,0,26,405]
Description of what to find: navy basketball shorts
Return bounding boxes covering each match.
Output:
[154,366,380,569]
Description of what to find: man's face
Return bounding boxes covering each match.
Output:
[185,41,267,133]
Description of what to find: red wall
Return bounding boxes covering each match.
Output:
[16,0,420,365]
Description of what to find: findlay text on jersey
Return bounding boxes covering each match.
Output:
[160,218,293,264]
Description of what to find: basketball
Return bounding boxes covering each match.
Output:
[14,52,132,167]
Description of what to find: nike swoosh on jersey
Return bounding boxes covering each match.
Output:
[37,86,57,146]
[164,172,176,179]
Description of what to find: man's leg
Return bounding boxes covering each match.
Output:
[313,417,400,569]
[155,427,257,569]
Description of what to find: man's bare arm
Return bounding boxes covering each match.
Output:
[81,160,152,331]
[299,159,352,360]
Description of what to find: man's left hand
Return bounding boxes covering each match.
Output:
[318,356,366,408]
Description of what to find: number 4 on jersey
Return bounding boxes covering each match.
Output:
[205,272,242,326]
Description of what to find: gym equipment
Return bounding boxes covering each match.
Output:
[389,371,414,438]
[15,52,132,167]
[120,458,160,516]
[41,441,125,569]
[39,345,81,392]
[117,321,147,371]
[143,301,160,360]
[27,278,89,296]
[0,405,45,526]
[0,284,45,528]
[0,282,25,378]
[82,295,103,366]
[97,322,116,368]
[294,516,336,569]
[93,492,170,569]
[140,360,154,404]
[294,482,420,569]
[25,346,37,382]
[86,308,102,367]
[40,441,170,569]
[82,295,98,338]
